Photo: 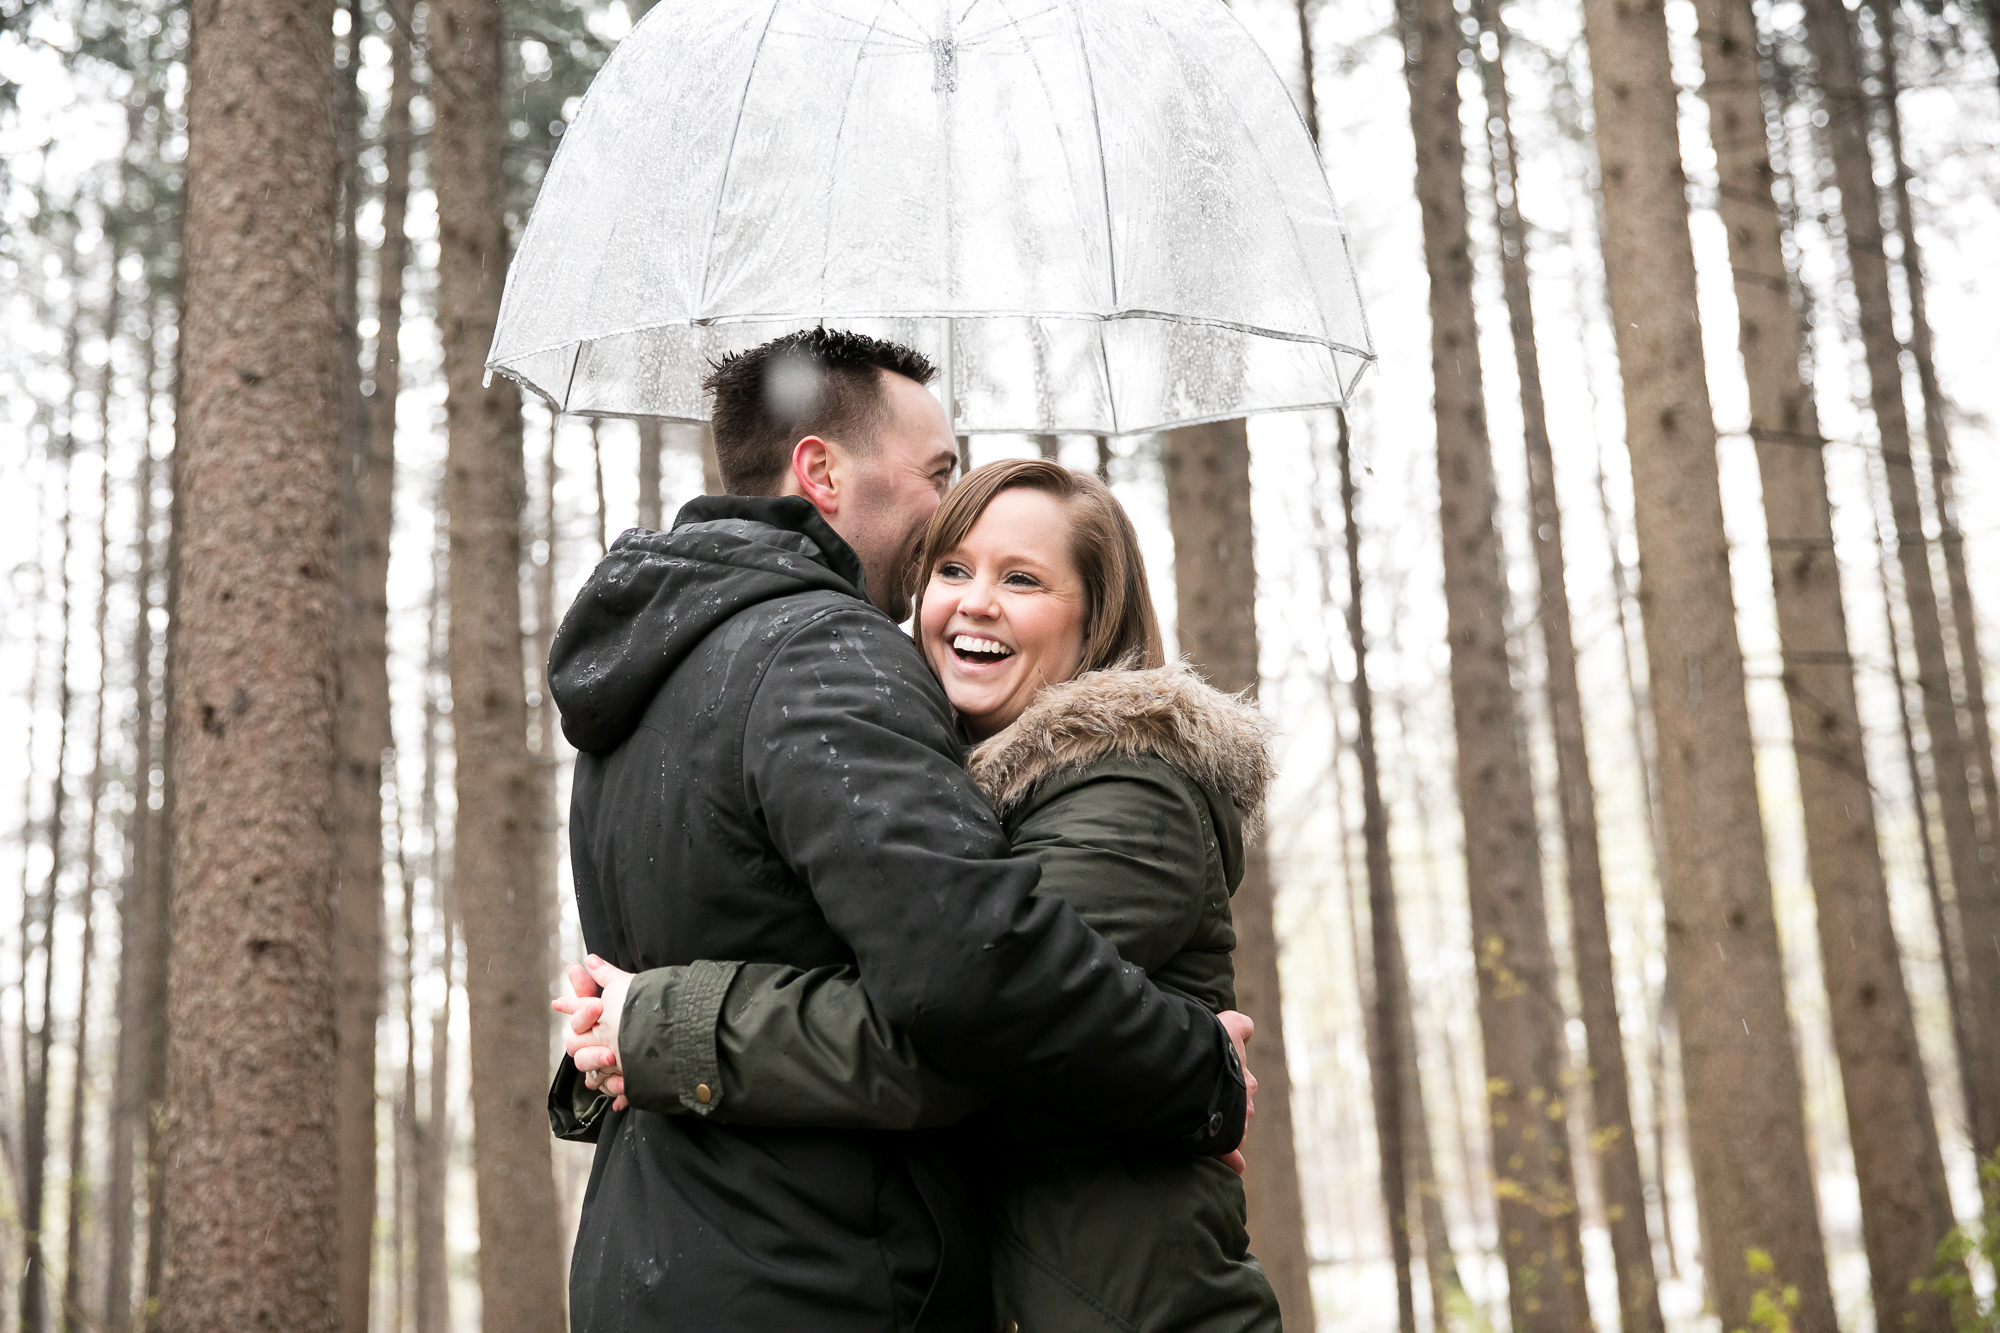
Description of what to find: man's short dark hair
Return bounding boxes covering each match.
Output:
[701,328,938,495]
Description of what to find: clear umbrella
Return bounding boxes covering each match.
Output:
[487,0,1373,436]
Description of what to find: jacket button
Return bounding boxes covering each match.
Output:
[695,1083,713,1105]
[1207,1112,1223,1137]
[1004,1322,1019,1333]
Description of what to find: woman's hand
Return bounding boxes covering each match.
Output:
[551,955,636,1111]
[1216,1010,1257,1177]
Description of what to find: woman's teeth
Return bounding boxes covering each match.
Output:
[953,634,1014,660]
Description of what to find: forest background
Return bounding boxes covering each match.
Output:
[0,0,1996,1329]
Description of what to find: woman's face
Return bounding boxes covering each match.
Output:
[919,486,1088,740]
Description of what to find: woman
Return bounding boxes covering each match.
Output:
[558,458,1281,1332]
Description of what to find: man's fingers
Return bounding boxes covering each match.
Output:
[604,1074,624,1097]
[612,1095,628,1112]
[569,961,601,1000]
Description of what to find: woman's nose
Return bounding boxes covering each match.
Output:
[959,578,1000,617]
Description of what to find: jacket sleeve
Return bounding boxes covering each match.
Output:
[601,770,1210,1131]
[737,606,1244,1154]
[608,961,991,1129]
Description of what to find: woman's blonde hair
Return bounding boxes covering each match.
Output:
[911,457,1166,675]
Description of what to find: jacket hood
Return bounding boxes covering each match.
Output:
[966,661,1277,839]
[549,495,869,753]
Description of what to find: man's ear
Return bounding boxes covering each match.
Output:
[789,436,841,518]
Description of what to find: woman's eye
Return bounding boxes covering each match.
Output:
[1003,572,1040,589]
[936,562,970,580]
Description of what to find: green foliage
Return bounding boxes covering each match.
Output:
[1924,1154,2000,1333]
[1735,1249,1800,1333]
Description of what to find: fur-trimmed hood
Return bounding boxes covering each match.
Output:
[966,661,1277,838]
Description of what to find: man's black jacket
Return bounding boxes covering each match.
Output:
[549,497,1244,1333]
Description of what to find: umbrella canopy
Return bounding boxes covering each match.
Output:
[487,0,1373,436]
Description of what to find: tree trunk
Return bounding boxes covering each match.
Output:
[1033,433,1059,461]
[590,421,607,553]
[25,350,80,1333]
[430,0,568,1321]
[1336,417,1416,1333]
[637,420,663,530]
[144,334,187,1327]
[61,275,121,1333]
[162,0,344,1317]
[1695,0,1955,1323]
[1094,435,1111,484]
[1396,0,1589,1324]
[333,0,391,1323]
[1802,0,2000,1164]
[1579,0,1836,1321]
[413,518,452,1333]
[1871,0,2000,1020]
[1163,419,1316,1330]
[698,424,722,496]
[1476,8,1665,1329]
[8,440,53,1333]
[104,306,160,1333]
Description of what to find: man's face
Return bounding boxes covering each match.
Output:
[828,372,959,621]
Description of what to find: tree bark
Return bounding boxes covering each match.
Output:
[162,0,344,1317]
[104,306,160,1333]
[431,0,568,1322]
[1476,10,1665,1330]
[61,274,122,1333]
[333,0,391,1323]
[1033,433,1059,461]
[1870,0,2000,1025]
[1396,0,1589,1324]
[1336,417,1416,1333]
[637,420,663,530]
[413,519,452,1333]
[1094,435,1111,484]
[1695,0,1955,1323]
[1802,0,2000,1164]
[1579,0,1836,1322]
[697,423,722,496]
[1163,419,1316,1331]
[25,337,80,1333]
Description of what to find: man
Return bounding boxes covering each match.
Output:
[548,328,1247,1331]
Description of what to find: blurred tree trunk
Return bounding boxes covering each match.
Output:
[1395,0,1588,1325]
[145,331,185,1325]
[104,308,161,1333]
[1588,414,1685,1283]
[1033,433,1059,461]
[1579,0,1836,1321]
[1476,7,1664,1329]
[1696,0,1955,1323]
[1163,419,1315,1331]
[1335,416,1416,1333]
[700,424,722,495]
[61,274,121,1333]
[590,422,607,552]
[8,445,51,1327]
[637,420,663,529]
[24,333,80,1333]
[1871,0,2000,1022]
[431,0,563,1300]
[332,1,389,1324]
[1094,435,1111,483]
[413,519,452,1333]
[162,0,345,1316]
[431,0,567,1314]
[1801,0,2000,1164]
